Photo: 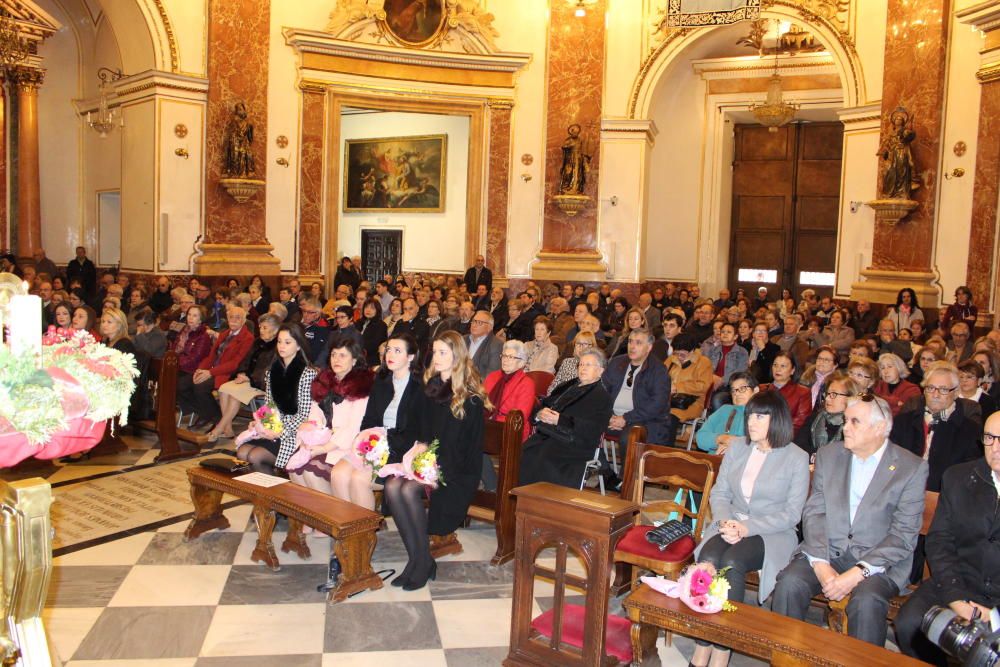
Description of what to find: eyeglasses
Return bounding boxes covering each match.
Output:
[984,433,1000,447]
[501,354,524,362]
[859,391,889,422]
[471,319,491,326]
[924,385,957,396]
[575,341,593,348]
[849,371,872,381]
[732,385,753,394]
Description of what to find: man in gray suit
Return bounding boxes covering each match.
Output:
[465,310,502,380]
[772,395,928,647]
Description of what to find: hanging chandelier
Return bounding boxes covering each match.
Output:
[750,38,798,132]
[87,67,123,138]
[0,10,29,68]
[571,0,598,17]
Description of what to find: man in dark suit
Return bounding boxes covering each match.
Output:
[464,311,502,380]
[463,255,492,291]
[394,297,429,352]
[472,284,491,312]
[772,395,928,647]
[890,363,982,492]
[602,328,673,445]
[895,409,1000,665]
[66,246,97,296]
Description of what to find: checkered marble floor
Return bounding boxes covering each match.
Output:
[35,433,777,667]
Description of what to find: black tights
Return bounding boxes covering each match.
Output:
[237,443,276,474]
[384,476,433,582]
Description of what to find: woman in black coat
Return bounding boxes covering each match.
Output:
[359,332,424,464]
[334,256,361,294]
[384,331,487,591]
[357,297,388,366]
[519,348,613,489]
[747,321,781,385]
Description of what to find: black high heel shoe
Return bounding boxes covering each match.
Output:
[390,568,411,588]
[402,560,437,591]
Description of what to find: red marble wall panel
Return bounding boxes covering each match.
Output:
[203,0,269,245]
[299,90,325,275]
[541,1,605,253]
[486,104,512,276]
[870,0,948,272]
[968,80,1000,308]
[0,90,6,253]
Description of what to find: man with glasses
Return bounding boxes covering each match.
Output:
[602,328,673,449]
[889,362,982,492]
[651,312,684,362]
[946,321,974,364]
[773,394,927,647]
[876,318,913,362]
[464,310,502,380]
[896,410,1000,664]
[298,296,332,365]
[463,254,492,291]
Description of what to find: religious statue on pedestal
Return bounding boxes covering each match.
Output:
[877,106,919,200]
[223,101,256,179]
[558,124,590,196]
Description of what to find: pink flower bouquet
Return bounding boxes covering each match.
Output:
[253,402,283,438]
[286,403,331,471]
[349,427,391,480]
[378,439,445,489]
[640,563,736,614]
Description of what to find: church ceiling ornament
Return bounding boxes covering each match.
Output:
[326,0,499,55]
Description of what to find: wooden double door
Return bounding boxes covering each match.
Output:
[728,122,843,300]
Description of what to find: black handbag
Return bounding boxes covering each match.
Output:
[199,458,252,474]
[535,422,574,443]
[670,393,699,410]
[645,519,692,551]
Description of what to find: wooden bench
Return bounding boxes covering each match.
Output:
[623,583,926,666]
[184,466,384,603]
[430,411,525,563]
[133,351,211,462]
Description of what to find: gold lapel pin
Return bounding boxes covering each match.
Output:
[889,465,896,471]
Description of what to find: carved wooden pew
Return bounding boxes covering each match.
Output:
[133,351,208,462]
[430,410,525,563]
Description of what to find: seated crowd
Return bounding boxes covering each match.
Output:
[19,248,1000,661]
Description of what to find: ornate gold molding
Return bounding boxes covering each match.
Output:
[977,62,1000,84]
[299,80,327,94]
[193,242,282,275]
[151,0,180,72]
[8,66,44,90]
[486,97,514,110]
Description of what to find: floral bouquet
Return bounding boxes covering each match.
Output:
[378,439,445,489]
[285,402,332,471]
[253,402,283,437]
[350,427,391,480]
[640,563,736,614]
[0,327,139,446]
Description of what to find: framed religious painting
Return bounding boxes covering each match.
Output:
[343,134,448,213]
[381,0,446,46]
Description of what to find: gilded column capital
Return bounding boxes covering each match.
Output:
[978,62,1000,84]
[486,97,514,111]
[9,67,44,91]
[298,79,326,94]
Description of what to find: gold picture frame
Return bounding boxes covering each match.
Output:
[380,0,447,47]
[343,133,448,213]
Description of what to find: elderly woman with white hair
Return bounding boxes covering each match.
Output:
[873,352,922,417]
[483,339,536,442]
[524,316,559,374]
[519,348,614,489]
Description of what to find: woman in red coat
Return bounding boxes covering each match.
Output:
[175,305,246,429]
[762,353,812,432]
[874,352,923,417]
[483,339,537,441]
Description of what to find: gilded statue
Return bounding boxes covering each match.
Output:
[559,124,591,196]
[877,107,919,200]
[223,102,256,179]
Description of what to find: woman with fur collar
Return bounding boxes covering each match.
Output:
[236,323,318,473]
[291,338,375,508]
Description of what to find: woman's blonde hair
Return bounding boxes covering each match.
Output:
[424,330,492,418]
[102,307,129,345]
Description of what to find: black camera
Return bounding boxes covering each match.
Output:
[922,605,1000,666]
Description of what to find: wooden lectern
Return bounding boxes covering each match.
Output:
[504,482,638,666]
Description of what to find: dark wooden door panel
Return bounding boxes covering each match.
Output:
[729,122,843,298]
[361,229,402,284]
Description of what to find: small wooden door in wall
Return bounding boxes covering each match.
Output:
[361,229,402,283]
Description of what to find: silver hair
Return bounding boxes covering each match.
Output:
[877,352,910,380]
[475,309,494,326]
[921,361,960,390]
[848,395,894,432]
[502,339,527,362]
[578,348,607,369]
[628,327,656,345]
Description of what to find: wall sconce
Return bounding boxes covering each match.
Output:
[520,173,532,182]
[849,200,863,213]
[174,148,189,159]
[571,0,597,17]
[944,167,965,180]
[87,67,124,138]
[276,157,290,167]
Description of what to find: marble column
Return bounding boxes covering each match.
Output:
[0,82,7,254]
[851,0,949,306]
[532,0,608,281]
[959,2,1000,327]
[13,68,42,266]
[194,0,280,276]
[486,98,513,278]
[297,84,325,284]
